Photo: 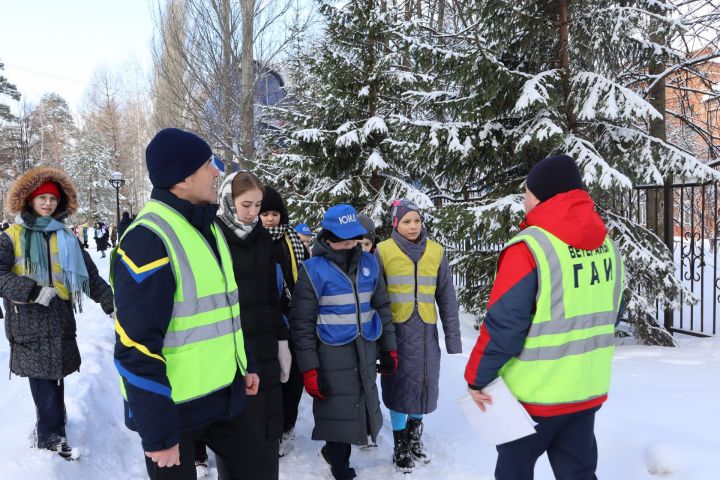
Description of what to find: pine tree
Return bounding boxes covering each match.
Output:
[0,59,20,122]
[260,0,434,228]
[394,0,720,345]
[30,93,76,167]
[64,127,116,225]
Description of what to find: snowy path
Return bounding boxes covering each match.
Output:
[1,248,719,479]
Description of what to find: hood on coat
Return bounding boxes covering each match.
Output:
[5,167,78,217]
[524,189,606,250]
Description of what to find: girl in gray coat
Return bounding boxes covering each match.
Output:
[375,199,462,472]
[290,204,396,480]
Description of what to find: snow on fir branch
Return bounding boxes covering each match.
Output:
[565,135,633,189]
[292,128,324,143]
[513,70,559,113]
[362,116,388,139]
[365,149,388,171]
[572,72,662,122]
[515,112,564,150]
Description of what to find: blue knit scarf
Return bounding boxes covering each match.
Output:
[19,215,90,303]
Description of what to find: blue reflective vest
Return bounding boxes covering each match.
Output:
[303,252,383,346]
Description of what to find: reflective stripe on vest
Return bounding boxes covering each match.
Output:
[499,226,624,406]
[5,224,72,300]
[304,253,382,346]
[376,238,443,324]
[110,200,247,404]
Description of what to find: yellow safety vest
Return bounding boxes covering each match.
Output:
[111,200,246,404]
[376,238,443,324]
[499,226,624,407]
[5,224,72,300]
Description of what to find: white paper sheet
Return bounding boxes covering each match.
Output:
[459,377,538,446]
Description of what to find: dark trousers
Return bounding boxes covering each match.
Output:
[495,407,599,480]
[28,378,66,448]
[145,411,277,480]
[195,409,280,480]
[323,442,353,479]
[281,347,303,432]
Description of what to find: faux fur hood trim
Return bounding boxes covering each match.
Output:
[5,167,78,216]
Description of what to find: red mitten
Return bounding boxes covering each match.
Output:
[302,369,326,399]
[377,350,398,375]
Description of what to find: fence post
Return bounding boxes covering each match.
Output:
[663,177,674,332]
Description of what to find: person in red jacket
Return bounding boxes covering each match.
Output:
[465,155,625,480]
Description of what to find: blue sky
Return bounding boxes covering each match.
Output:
[0,0,154,111]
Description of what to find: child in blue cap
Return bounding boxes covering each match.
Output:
[294,223,314,254]
[289,204,397,480]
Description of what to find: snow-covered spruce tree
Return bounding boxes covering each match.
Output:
[64,127,116,225]
[400,1,720,345]
[259,0,435,229]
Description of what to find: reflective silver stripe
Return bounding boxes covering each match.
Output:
[319,310,375,326]
[519,228,623,338]
[417,276,436,286]
[136,212,198,311]
[527,311,617,337]
[610,240,623,313]
[390,292,414,303]
[173,289,239,317]
[319,293,356,306]
[389,292,435,303]
[386,275,436,286]
[358,291,373,303]
[163,317,241,348]
[520,228,566,321]
[517,333,615,361]
[386,275,414,286]
[318,313,357,325]
[417,293,435,303]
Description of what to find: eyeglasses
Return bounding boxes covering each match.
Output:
[36,197,59,205]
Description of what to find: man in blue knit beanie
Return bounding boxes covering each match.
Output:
[112,127,260,479]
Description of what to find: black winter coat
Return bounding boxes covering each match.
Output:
[0,221,115,379]
[290,239,396,445]
[95,228,109,252]
[218,221,288,441]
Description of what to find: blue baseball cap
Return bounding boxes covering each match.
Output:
[211,154,225,174]
[321,204,367,240]
[294,223,314,236]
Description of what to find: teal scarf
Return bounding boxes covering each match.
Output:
[19,215,90,304]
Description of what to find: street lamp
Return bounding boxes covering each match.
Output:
[108,171,125,225]
[127,200,134,218]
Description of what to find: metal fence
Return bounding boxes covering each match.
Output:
[606,178,719,337]
[435,167,720,337]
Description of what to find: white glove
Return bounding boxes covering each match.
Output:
[278,340,292,384]
[34,287,57,307]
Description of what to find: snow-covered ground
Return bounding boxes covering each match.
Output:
[1,247,719,479]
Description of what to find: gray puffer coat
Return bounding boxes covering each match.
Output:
[0,214,114,380]
[290,238,396,445]
[377,230,462,414]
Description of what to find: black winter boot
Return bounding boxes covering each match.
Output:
[406,417,430,464]
[392,429,414,473]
